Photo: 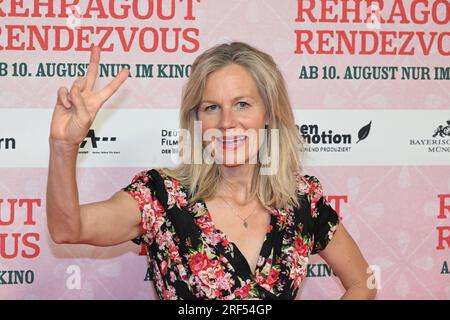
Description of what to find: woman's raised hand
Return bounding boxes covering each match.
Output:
[50,46,129,147]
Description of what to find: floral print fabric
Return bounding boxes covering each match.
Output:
[123,169,340,300]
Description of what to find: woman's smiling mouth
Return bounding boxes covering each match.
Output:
[216,135,247,150]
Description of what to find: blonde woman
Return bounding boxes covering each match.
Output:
[47,42,376,300]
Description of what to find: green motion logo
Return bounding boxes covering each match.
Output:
[298,121,372,153]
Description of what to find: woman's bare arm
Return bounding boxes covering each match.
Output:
[319,223,378,300]
[46,46,140,246]
[46,141,141,245]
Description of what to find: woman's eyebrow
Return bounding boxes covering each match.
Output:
[200,96,254,104]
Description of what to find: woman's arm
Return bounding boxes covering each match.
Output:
[46,139,83,243]
[319,223,378,300]
[46,46,139,246]
[47,139,142,246]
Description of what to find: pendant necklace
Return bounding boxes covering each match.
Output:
[218,195,259,229]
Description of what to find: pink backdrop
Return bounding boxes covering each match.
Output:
[0,0,449,299]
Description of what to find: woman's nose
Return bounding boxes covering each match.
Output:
[219,107,237,129]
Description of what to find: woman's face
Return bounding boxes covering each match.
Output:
[197,63,267,167]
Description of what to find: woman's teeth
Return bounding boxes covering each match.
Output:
[221,136,246,143]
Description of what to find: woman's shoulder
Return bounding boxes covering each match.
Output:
[130,168,177,182]
[127,168,182,194]
[126,168,189,207]
[293,171,324,200]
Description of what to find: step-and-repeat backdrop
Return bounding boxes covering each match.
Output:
[0,0,449,300]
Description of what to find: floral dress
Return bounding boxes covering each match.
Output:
[123,169,340,300]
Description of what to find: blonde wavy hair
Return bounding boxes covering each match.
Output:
[162,41,304,209]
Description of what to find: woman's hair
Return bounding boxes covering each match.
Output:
[162,41,304,209]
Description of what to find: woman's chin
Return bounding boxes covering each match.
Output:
[216,156,256,167]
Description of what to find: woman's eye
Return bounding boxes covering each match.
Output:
[237,101,249,109]
[205,105,218,111]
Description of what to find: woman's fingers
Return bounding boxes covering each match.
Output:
[57,87,71,109]
[70,85,90,121]
[72,76,87,92]
[86,46,100,90]
[67,77,87,107]
[97,67,129,104]
[65,47,127,116]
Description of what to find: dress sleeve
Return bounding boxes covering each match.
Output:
[306,175,341,255]
[122,170,166,246]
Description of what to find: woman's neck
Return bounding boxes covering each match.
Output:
[218,164,256,204]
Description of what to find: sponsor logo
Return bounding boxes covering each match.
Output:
[0,137,15,150]
[79,129,120,155]
[298,121,372,153]
[410,119,450,153]
[161,129,179,155]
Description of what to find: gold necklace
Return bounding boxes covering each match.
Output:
[218,195,259,229]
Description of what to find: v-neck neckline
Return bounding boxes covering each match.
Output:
[201,199,277,278]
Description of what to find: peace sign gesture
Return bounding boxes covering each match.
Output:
[50,46,129,147]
